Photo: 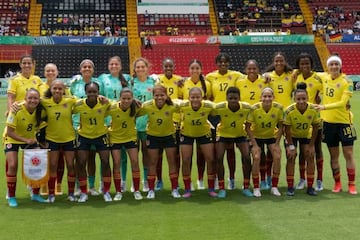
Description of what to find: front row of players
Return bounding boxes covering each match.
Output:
[4,79,355,207]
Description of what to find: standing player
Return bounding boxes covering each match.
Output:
[214,87,252,198]
[314,55,357,194]
[131,57,156,192]
[70,59,99,196]
[284,82,320,196]
[73,82,112,202]
[294,53,324,191]
[107,88,143,200]
[263,52,294,188]
[156,58,182,191]
[4,88,47,207]
[245,88,284,197]
[236,60,268,190]
[39,63,65,196]
[41,80,77,203]
[6,55,43,116]
[97,56,132,192]
[6,55,43,197]
[180,87,217,198]
[179,59,211,190]
[139,85,180,199]
[206,53,244,190]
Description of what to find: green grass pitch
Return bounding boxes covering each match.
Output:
[0,93,360,240]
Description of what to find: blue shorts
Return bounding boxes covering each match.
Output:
[216,136,247,144]
[255,138,276,148]
[111,141,138,150]
[180,134,213,145]
[289,137,310,146]
[146,134,177,149]
[322,122,355,147]
[4,143,38,153]
[47,140,75,151]
[77,135,109,151]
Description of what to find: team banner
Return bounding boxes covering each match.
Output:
[150,36,219,45]
[218,34,314,44]
[33,36,128,45]
[22,149,50,188]
[339,34,360,43]
[0,36,33,45]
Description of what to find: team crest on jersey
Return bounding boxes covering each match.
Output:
[285,77,289,81]
[147,87,153,92]
[271,114,276,119]
[63,103,68,108]
[307,115,312,120]
[6,143,12,149]
[308,83,313,88]
[7,115,14,123]
[224,114,228,117]
[32,80,37,84]
[294,117,298,121]
[336,83,341,89]
[200,112,206,116]
[165,111,170,116]
[97,109,102,113]
[239,113,243,118]
[258,84,263,89]
[228,76,232,80]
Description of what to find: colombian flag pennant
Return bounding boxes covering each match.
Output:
[22,149,50,188]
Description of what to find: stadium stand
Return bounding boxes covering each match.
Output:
[138,13,212,36]
[214,0,305,34]
[38,0,127,36]
[0,0,30,36]
[327,44,360,75]
[141,44,219,76]
[220,44,323,73]
[308,0,359,36]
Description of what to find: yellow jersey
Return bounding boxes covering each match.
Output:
[247,102,284,139]
[7,73,43,101]
[158,74,182,123]
[268,71,294,108]
[158,74,182,99]
[180,100,215,137]
[73,99,110,139]
[41,96,77,143]
[206,70,244,103]
[214,101,252,138]
[107,102,140,144]
[4,103,44,144]
[236,75,268,105]
[283,103,321,139]
[320,73,353,124]
[295,72,323,104]
[139,100,180,137]
[179,78,212,100]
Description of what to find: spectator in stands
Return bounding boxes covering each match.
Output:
[144,34,152,50]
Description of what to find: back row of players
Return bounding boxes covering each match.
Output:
[4,52,356,207]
